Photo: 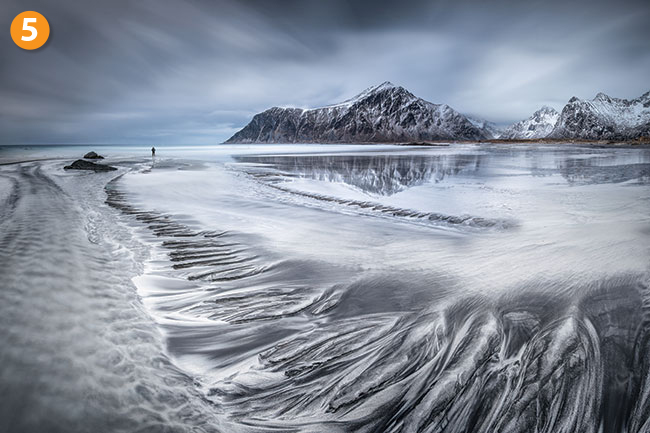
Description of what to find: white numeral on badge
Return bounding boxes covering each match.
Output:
[22,18,37,41]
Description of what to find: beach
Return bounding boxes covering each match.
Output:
[1,143,650,432]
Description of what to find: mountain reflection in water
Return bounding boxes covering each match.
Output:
[235,153,484,195]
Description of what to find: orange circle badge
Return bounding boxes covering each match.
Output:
[11,11,50,50]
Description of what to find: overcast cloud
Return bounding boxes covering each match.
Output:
[1,0,649,144]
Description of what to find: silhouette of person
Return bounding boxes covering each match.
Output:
[151,146,156,157]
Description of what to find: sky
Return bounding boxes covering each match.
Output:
[1,0,649,144]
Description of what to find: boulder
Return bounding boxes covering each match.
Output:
[83,151,104,159]
[64,159,117,171]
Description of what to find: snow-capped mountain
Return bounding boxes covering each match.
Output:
[225,82,490,143]
[549,91,650,140]
[500,106,559,139]
[466,116,503,139]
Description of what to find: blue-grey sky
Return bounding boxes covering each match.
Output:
[1,0,649,144]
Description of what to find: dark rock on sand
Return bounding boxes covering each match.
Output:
[83,151,104,159]
[64,159,117,171]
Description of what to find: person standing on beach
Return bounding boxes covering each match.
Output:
[151,146,156,157]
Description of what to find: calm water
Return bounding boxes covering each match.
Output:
[1,143,650,432]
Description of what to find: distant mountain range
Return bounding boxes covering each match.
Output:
[466,116,503,141]
[225,83,650,143]
[500,106,559,139]
[548,91,650,140]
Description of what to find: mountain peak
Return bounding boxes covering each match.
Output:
[594,92,611,102]
[334,81,415,108]
[373,81,396,90]
[536,106,558,114]
[354,81,401,98]
[550,89,650,139]
[638,90,650,103]
[500,105,560,139]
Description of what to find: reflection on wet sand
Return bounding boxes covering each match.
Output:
[235,153,484,195]
[557,157,650,185]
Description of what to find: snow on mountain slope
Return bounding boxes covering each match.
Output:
[549,91,650,140]
[466,116,503,139]
[225,82,490,143]
[500,106,560,139]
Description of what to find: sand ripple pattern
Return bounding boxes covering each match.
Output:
[0,163,224,433]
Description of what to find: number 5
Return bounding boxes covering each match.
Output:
[22,17,37,41]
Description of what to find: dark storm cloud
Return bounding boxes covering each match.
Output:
[1,0,649,144]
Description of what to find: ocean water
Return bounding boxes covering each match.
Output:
[1,143,650,432]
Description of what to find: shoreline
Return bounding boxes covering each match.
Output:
[2,140,649,171]
[0,157,66,166]
[0,160,224,431]
[223,139,650,148]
